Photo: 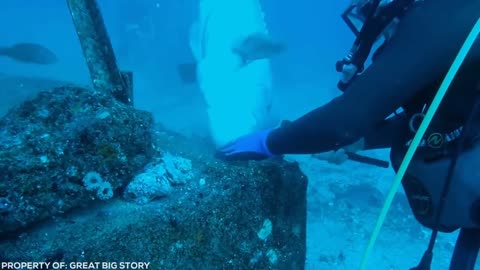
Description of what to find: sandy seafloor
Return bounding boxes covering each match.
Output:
[289,153,459,270]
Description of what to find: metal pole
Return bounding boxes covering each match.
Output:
[66,0,133,105]
[120,71,134,105]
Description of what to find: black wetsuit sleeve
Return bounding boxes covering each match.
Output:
[363,113,409,150]
[266,0,480,155]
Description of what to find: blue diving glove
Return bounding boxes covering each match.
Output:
[215,129,276,161]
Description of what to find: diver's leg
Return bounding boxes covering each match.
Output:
[449,228,480,270]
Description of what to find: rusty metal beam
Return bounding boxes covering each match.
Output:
[67,0,133,105]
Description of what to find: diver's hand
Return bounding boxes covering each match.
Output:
[215,130,275,161]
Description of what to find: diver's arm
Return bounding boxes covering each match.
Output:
[313,114,407,165]
[266,0,480,155]
[363,113,409,150]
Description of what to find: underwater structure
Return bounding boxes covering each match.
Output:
[0,0,307,268]
[0,85,307,269]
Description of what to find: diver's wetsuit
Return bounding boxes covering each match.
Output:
[266,0,480,156]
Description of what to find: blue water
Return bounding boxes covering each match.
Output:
[0,0,352,120]
[0,0,469,269]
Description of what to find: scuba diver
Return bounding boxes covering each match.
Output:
[216,0,480,269]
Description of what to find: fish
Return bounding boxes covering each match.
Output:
[177,62,198,84]
[176,19,207,84]
[178,33,284,84]
[231,32,286,67]
[178,9,285,84]
[0,43,58,65]
[183,0,276,147]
